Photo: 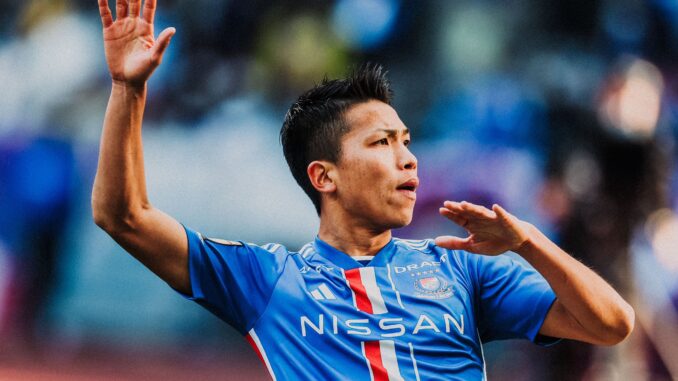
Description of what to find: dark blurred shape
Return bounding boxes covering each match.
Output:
[541,101,666,380]
[0,133,75,352]
[543,0,600,39]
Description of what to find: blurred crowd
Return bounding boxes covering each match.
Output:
[1,0,677,380]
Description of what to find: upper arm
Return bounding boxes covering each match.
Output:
[180,227,287,332]
[100,206,190,294]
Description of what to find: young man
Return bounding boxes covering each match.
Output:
[93,1,634,380]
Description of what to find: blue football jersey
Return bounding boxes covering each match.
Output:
[180,226,557,381]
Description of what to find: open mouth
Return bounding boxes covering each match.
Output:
[396,179,419,198]
[397,184,417,192]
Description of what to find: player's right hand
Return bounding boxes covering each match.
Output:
[98,0,175,87]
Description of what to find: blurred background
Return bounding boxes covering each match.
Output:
[0,0,677,380]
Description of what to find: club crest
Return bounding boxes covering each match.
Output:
[414,275,453,299]
[418,276,441,290]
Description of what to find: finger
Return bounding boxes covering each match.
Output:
[457,201,494,219]
[98,0,114,27]
[142,0,157,24]
[434,235,471,250]
[442,200,464,213]
[129,0,141,17]
[150,27,175,64]
[492,204,514,225]
[116,0,128,19]
[462,201,493,217]
[439,208,468,228]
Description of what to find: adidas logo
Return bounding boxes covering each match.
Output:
[310,284,336,300]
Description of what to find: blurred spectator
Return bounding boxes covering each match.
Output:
[0,133,75,352]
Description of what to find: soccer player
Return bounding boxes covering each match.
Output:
[93,1,635,379]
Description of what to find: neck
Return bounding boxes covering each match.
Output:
[318,209,392,257]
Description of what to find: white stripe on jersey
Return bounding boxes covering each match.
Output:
[262,243,281,253]
[318,283,336,299]
[249,328,276,381]
[386,264,404,309]
[408,342,421,381]
[300,244,314,258]
[360,267,388,315]
[380,340,405,381]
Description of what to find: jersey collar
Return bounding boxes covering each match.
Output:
[312,236,398,270]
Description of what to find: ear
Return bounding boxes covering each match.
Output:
[307,160,337,194]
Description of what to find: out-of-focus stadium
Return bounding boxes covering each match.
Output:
[0,0,677,380]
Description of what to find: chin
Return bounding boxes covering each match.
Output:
[384,211,413,230]
[363,203,414,230]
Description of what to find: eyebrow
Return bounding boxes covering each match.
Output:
[377,128,410,136]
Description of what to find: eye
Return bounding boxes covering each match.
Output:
[403,139,411,146]
[376,138,389,145]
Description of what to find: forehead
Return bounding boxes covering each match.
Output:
[343,100,408,136]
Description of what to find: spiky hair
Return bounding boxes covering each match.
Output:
[280,63,393,215]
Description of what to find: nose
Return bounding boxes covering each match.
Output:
[398,144,417,171]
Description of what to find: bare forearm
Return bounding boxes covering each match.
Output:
[516,225,634,344]
[92,81,150,227]
[93,0,188,292]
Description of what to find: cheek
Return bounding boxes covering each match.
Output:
[350,166,394,206]
[336,149,396,204]
[350,161,388,188]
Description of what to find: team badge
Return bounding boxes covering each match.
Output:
[414,275,453,299]
[418,276,441,290]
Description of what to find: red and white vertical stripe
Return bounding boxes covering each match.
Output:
[246,328,277,381]
[345,267,405,380]
[362,340,405,381]
[344,267,388,315]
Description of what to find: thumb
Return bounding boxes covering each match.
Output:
[151,27,176,64]
[434,235,470,250]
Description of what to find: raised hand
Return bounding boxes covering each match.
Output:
[98,0,175,86]
[434,201,532,255]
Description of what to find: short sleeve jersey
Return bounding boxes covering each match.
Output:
[181,226,557,381]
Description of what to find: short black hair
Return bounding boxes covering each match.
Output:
[280,63,393,215]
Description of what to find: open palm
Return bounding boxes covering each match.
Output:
[434,201,531,255]
[98,0,175,86]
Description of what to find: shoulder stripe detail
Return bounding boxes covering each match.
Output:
[261,243,282,253]
[300,244,314,258]
[246,329,276,380]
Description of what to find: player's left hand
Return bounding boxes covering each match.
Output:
[434,201,532,255]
